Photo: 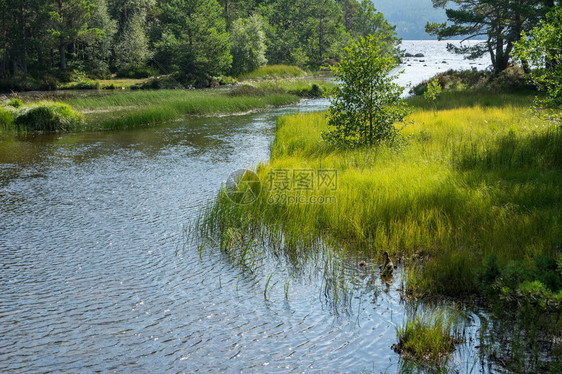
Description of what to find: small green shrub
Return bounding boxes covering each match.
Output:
[412,67,534,96]
[240,65,306,80]
[117,66,156,79]
[6,98,24,108]
[291,83,325,98]
[424,78,442,115]
[229,84,267,96]
[14,102,84,132]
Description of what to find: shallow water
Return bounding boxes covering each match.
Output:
[0,42,548,373]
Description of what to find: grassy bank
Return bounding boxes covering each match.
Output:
[1,88,303,135]
[68,89,300,130]
[198,90,562,305]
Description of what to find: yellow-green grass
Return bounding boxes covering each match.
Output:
[395,306,460,364]
[239,65,306,80]
[199,92,562,300]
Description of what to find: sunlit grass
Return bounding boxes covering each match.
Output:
[198,91,562,300]
[395,305,461,364]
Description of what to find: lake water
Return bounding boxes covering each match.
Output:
[0,41,540,373]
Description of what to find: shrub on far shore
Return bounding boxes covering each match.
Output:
[411,66,533,96]
[14,102,84,132]
[240,65,306,80]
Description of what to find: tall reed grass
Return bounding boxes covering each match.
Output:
[65,90,299,130]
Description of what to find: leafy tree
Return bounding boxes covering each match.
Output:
[113,12,151,72]
[49,0,98,70]
[323,34,409,147]
[230,15,267,75]
[260,0,348,66]
[111,0,155,73]
[217,0,255,30]
[426,0,556,73]
[157,0,231,85]
[513,5,562,108]
[1,0,47,76]
[305,0,344,65]
[80,0,117,76]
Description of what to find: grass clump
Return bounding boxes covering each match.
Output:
[14,102,84,132]
[0,106,15,130]
[6,98,24,108]
[394,306,461,364]
[239,65,306,80]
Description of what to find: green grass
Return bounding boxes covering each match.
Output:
[0,101,83,135]
[1,88,301,134]
[197,90,562,305]
[239,65,306,80]
[76,91,299,130]
[230,79,335,98]
[395,305,460,364]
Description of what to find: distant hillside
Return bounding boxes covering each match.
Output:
[373,0,447,40]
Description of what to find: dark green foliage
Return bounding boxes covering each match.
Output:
[155,0,232,87]
[535,256,561,292]
[0,0,399,90]
[116,67,157,79]
[427,0,556,73]
[514,6,562,109]
[14,102,84,132]
[477,255,562,309]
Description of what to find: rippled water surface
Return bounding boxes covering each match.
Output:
[0,42,515,373]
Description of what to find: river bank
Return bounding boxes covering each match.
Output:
[0,79,334,136]
[196,88,562,370]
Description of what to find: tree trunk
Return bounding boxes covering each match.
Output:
[60,43,66,70]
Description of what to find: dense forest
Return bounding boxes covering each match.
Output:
[0,0,398,89]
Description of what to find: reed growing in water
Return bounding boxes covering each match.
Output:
[197,89,562,305]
